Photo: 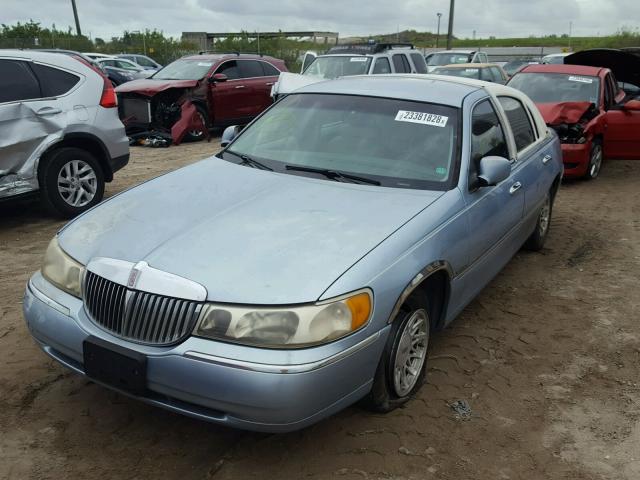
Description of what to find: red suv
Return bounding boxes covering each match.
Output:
[115,53,287,142]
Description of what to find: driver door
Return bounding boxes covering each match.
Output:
[603,73,640,159]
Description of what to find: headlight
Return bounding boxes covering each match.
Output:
[41,237,84,298]
[194,290,372,348]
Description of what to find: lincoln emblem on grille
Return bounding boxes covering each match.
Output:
[127,262,144,288]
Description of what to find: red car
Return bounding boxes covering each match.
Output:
[115,53,287,143]
[508,50,640,179]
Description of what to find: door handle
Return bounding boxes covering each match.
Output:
[36,107,62,116]
[266,82,275,86]
[509,182,522,195]
[542,154,552,165]
[234,85,246,89]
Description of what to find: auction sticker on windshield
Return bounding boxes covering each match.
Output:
[568,76,594,84]
[395,111,449,127]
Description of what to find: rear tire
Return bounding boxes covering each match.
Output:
[524,190,552,251]
[39,147,105,218]
[183,105,209,142]
[362,301,430,413]
[584,139,603,180]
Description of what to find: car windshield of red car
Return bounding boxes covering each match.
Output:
[153,59,213,80]
[509,72,600,106]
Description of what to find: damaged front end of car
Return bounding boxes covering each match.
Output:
[115,80,209,145]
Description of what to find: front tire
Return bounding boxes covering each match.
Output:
[363,304,430,413]
[524,191,552,251]
[584,139,603,180]
[39,147,105,218]
[183,105,209,142]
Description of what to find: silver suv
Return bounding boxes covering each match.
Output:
[0,50,129,217]
[272,43,429,99]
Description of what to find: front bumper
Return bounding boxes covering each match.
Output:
[23,272,388,432]
[560,141,591,178]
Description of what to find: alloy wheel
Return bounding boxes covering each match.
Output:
[57,159,98,207]
[393,309,429,397]
[589,143,603,178]
[538,195,551,236]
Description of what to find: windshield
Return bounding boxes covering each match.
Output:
[427,52,472,66]
[225,93,459,190]
[509,73,600,105]
[435,67,480,79]
[303,56,372,79]
[152,59,213,80]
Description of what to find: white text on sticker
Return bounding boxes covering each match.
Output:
[568,76,593,84]
[395,110,449,127]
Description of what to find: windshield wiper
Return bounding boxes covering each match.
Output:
[285,165,380,185]
[225,150,273,171]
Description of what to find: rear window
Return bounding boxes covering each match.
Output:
[0,59,41,103]
[261,62,280,76]
[31,63,80,97]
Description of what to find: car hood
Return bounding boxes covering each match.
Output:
[536,102,595,125]
[273,72,326,96]
[115,78,199,96]
[59,159,443,304]
[565,49,640,87]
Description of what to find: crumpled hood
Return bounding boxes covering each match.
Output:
[273,72,326,96]
[59,159,442,304]
[566,49,640,88]
[536,102,594,125]
[115,78,199,96]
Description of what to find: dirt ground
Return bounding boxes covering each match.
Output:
[1,141,638,480]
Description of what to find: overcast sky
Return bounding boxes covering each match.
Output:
[2,0,636,40]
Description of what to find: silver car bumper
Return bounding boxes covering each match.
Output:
[23,272,388,432]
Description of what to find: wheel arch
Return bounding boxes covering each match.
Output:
[40,133,113,182]
[388,260,452,331]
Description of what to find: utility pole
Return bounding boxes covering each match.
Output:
[446,0,455,50]
[568,21,573,50]
[70,0,82,36]
[436,13,442,48]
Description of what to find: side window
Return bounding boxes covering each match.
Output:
[215,60,240,80]
[392,54,409,73]
[498,96,536,152]
[136,56,155,67]
[31,64,80,97]
[490,67,503,83]
[372,57,391,74]
[401,55,412,73]
[480,68,493,82]
[470,99,510,190]
[0,59,41,103]
[238,60,264,78]
[261,61,281,76]
[410,53,428,74]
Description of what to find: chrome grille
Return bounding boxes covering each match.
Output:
[83,271,203,345]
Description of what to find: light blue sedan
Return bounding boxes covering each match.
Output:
[23,75,563,432]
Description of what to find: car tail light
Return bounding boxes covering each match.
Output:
[99,78,117,108]
[69,55,117,108]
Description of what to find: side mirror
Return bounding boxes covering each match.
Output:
[478,156,511,187]
[210,73,228,83]
[623,99,640,111]
[221,125,241,147]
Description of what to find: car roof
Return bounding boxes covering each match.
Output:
[293,74,483,107]
[438,63,501,68]
[431,50,475,54]
[520,64,605,76]
[1,48,86,65]
[182,53,280,62]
